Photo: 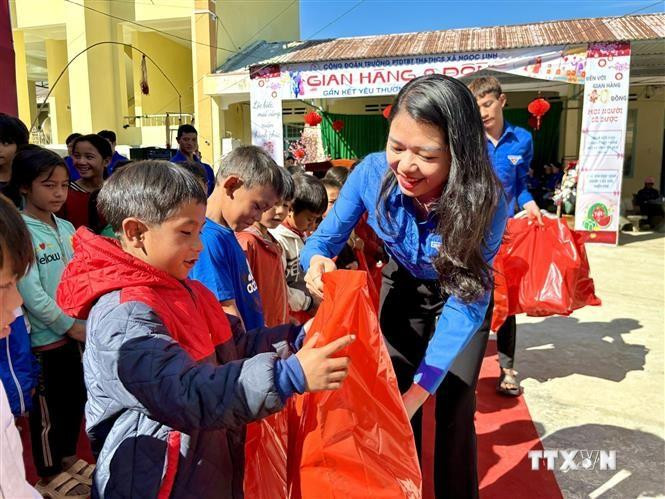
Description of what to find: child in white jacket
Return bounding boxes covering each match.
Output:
[269,174,327,318]
[0,194,40,499]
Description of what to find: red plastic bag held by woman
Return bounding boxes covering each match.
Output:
[245,270,422,498]
[491,216,601,331]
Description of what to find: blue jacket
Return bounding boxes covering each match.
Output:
[301,152,508,394]
[171,150,215,196]
[0,311,38,416]
[487,121,534,215]
[56,229,304,498]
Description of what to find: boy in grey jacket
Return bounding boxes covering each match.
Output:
[56,161,354,498]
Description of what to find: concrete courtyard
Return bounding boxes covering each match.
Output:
[513,230,665,498]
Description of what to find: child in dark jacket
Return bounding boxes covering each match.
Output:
[56,161,354,498]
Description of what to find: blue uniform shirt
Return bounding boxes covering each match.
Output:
[171,150,215,196]
[107,151,129,176]
[487,121,534,216]
[190,218,264,331]
[301,152,508,394]
[64,156,80,181]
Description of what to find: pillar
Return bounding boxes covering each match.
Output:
[191,0,217,163]
[13,30,35,128]
[45,39,72,143]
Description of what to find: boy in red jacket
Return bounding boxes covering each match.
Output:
[236,169,294,327]
[55,161,353,498]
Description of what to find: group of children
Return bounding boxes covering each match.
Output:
[0,112,366,497]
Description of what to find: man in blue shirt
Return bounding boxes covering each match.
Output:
[469,76,542,396]
[170,124,215,196]
[98,130,129,176]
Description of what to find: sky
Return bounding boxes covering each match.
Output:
[299,0,664,40]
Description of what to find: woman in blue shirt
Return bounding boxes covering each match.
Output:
[301,75,508,498]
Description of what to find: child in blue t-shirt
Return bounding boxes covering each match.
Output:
[190,146,287,331]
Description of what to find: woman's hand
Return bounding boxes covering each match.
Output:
[66,322,86,343]
[402,383,430,419]
[523,200,544,225]
[304,255,337,300]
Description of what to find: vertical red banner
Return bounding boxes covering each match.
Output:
[0,0,18,115]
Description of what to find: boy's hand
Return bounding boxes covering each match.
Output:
[296,332,355,391]
[402,383,430,419]
[66,322,86,343]
[304,255,337,299]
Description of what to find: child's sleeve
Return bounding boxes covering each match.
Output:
[94,300,287,431]
[17,264,74,336]
[225,313,303,357]
[190,236,236,302]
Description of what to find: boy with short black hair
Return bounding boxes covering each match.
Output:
[97,129,128,176]
[0,113,29,191]
[64,132,83,181]
[468,75,541,396]
[270,173,327,319]
[190,145,285,331]
[55,160,353,498]
[237,168,295,327]
[171,123,215,195]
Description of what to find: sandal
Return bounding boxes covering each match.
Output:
[35,471,90,499]
[496,369,522,397]
[63,458,95,486]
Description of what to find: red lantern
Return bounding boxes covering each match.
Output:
[304,111,322,126]
[294,149,306,160]
[332,120,344,132]
[527,97,550,130]
[382,104,392,119]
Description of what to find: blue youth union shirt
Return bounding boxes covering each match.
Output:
[487,121,534,216]
[190,218,264,331]
[301,152,508,394]
[171,150,216,196]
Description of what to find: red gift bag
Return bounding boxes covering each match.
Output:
[245,270,422,498]
[491,217,601,331]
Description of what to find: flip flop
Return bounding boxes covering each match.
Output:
[35,471,90,499]
[63,458,95,486]
[496,370,522,397]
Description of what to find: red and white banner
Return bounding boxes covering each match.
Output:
[574,42,631,244]
[249,65,284,165]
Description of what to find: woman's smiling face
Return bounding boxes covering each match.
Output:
[385,111,451,202]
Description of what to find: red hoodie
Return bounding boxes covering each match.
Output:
[56,227,231,360]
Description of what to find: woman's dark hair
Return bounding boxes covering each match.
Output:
[0,194,33,278]
[0,113,29,146]
[65,132,82,146]
[72,134,113,160]
[380,74,503,302]
[324,166,349,187]
[6,145,68,205]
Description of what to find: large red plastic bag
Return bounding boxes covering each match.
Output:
[491,217,601,331]
[244,270,422,498]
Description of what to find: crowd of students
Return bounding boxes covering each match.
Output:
[1,73,548,499]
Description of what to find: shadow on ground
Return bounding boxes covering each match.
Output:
[543,424,665,499]
[516,317,647,383]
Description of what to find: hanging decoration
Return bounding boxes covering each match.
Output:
[288,139,307,166]
[527,115,538,130]
[332,119,345,132]
[304,111,322,126]
[382,105,392,119]
[140,55,150,95]
[527,96,550,130]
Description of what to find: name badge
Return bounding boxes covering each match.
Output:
[507,154,522,165]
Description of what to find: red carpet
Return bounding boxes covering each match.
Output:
[19,340,561,497]
[476,340,562,499]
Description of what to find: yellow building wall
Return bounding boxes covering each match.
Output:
[14,0,65,28]
[45,39,72,143]
[131,32,194,116]
[215,0,300,66]
[134,0,194,22]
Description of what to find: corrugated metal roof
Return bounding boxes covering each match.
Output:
[217,13,665,72]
